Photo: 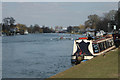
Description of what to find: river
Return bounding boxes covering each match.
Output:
[2,33,83,78]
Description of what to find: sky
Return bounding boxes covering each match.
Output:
[2,2,118,27]
[1,0,120,2]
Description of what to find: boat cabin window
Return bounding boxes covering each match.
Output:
[93,43,99,53]
[97,39,114,52]
[105,41,110,49]
[108,39,114,47]
[98,42,105,52]
[111,39,114,46]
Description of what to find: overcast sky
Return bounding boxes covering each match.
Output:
[2,2,118,27]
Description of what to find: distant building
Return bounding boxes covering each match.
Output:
[55,26,63,33]
[67,26,73,33]
[72,26,80,33]
[67,25,85,33]
[61,27,67,33]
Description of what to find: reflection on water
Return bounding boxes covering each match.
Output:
[2,33,82,78]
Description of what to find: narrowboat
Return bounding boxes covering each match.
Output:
[112,30,120,47]
[71,36,115,64]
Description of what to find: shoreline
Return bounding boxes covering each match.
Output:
[47,48,119,78]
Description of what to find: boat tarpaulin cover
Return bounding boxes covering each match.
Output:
[74,40,92,56]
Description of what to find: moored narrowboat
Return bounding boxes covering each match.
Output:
[71,36,115,64]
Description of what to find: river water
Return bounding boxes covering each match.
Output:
[2,33,82,78]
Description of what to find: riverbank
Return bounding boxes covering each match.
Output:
[48,48,119,78]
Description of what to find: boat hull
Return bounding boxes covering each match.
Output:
[71,37,115,64]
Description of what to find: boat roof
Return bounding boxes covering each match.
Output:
[93,37,113,43]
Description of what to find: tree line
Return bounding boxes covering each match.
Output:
[1,17,55,36]
[84,10,118,32]
[1,9,119,36]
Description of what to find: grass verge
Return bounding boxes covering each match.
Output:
[49,48,119,78]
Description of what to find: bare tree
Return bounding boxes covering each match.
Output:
[85,14,100,29]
